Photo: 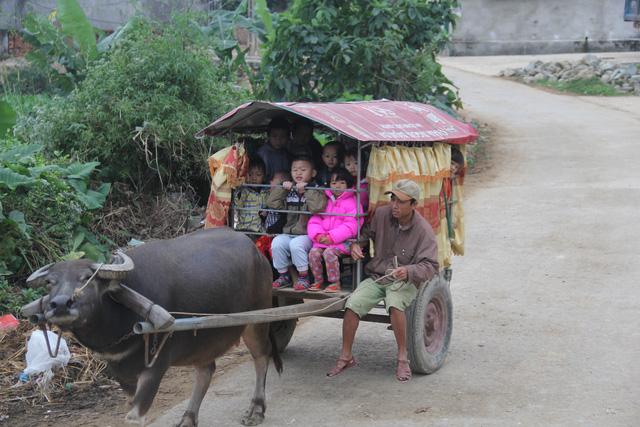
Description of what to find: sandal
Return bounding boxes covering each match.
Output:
[294,277,310,292]
[327,356,356,377]
[308,282,323,291]
[272,276,291,289]
[396,359,412,383]
[324,283,340,293]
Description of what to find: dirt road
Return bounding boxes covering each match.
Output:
[151,54,640,426]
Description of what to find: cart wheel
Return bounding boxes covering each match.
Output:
[406,274,452,374]
[271,297,300,352]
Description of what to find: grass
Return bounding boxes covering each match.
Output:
[534,77,625,96]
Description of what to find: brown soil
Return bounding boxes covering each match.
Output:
[0,322,252,426]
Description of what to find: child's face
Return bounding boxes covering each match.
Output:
[322,145,340,169]
[247,166,265,185]
[268,128,289,150]
[344,155,358,177]
[270,174,284,186]
[291,160,316,183]
[292,125,313,146]
[330,175,349,198]
[450,160,462,175]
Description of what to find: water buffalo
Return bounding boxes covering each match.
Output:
[26,227,282,426]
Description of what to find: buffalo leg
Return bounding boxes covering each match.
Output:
[174,361,216,427]
[120,380,137,411]
[240,323,271,426]
[125,361,170,426]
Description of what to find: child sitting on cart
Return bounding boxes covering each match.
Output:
[233,157,269,239]
[268,155,327,291]
[255,169,292,260]
[257,116,291,183]
[344,148,369,211]
[316,141,344,188]
[307,167,363,293]
[444,147,464,200]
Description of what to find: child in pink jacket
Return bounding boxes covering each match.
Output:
[307,167,364,292]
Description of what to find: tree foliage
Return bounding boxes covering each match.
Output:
[23,15,250,193]
[256,0,461,111]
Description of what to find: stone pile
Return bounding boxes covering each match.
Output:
[500,54,640,95]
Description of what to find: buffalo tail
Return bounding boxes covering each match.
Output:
[268,326,283,374]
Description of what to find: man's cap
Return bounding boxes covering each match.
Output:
[384,179,420,202]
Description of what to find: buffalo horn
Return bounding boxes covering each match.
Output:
[26,263,55,289]
[95,251,135,280]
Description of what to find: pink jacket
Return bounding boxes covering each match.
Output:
[307,190,364,252]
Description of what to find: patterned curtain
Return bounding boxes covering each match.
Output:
[204,142,249,229]
[366,143,466,269]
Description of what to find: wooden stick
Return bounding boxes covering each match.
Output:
[108,283,175,330]
[134,297,347,334]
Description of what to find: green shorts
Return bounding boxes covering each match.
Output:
[345,277,418,318]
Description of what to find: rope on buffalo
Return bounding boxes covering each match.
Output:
[71,263,104,301]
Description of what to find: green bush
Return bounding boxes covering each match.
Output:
[257,0,461,112]
[0,278,45,318]
[0,141,112,281]
[25,17,249,193]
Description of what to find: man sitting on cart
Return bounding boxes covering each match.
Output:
[327,179,439,382]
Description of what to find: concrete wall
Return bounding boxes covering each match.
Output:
[450,0,640,56]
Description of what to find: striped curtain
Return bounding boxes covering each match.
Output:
[366,143,466,269]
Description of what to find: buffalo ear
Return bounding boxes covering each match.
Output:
[95,251,135,281]
[26,263,55,289]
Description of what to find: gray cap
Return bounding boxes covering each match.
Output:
[384,179,420,201]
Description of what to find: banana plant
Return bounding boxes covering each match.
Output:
[20,0,99,93]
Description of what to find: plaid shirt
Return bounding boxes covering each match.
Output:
[234,186,269,233]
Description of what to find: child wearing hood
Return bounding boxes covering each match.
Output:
[307,167,364,292]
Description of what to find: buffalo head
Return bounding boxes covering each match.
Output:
[26,253,134,328]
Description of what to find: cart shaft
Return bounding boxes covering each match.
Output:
[133,296,347,334]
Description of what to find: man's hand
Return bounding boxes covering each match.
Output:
[389,266,408,282]
[351,243,364,260]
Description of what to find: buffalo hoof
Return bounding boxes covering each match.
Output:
[240,411,264,426]
[124,409,145,426]
[174,414,196,427]
[124,415,144,426]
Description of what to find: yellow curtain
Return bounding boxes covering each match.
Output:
[366,143,466,269]
[450,145,466,257]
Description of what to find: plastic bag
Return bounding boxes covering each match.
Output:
[23,329,71,375]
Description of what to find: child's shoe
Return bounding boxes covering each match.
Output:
[273,274,291,289]
[324,283,341,293]
[308,282,323,291]
[294,275,310,292]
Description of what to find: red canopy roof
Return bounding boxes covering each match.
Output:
[197,100,477,144]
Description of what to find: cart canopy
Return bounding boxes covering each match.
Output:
[197,100,477,145]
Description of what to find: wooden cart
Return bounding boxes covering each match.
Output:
[24,100,475,375]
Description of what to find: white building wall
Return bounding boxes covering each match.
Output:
[451,0,640,55]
